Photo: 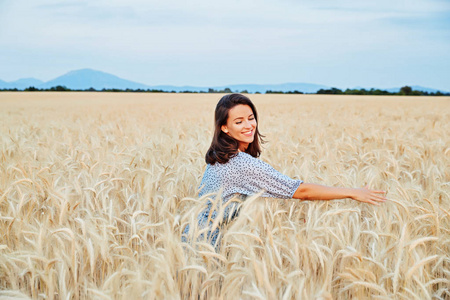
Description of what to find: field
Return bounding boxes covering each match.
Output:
[0,92,449,299]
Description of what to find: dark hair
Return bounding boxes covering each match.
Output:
[205,93,264,164]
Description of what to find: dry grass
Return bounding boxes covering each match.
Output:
[0,92,449,299]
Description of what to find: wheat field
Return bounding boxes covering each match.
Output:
[0,92,449,299]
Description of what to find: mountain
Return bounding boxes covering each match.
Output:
[0,69,348,93]
[222,83,329,94]
[9,78,43,90]
[1,69,448,93]
[150,83,329,93]
[0,79,10,89]
[150,85,211,92]
[39,69,151,90]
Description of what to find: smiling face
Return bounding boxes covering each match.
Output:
[221,104,257,152]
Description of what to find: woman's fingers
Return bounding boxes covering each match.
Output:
[372,193,387,200]
[371,198,386,203]
[368,189,387,202]
[354,187,388,205]
[367,192,387,204]
[373,190,386,194]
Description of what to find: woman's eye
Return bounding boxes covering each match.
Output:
[236,121,242,124]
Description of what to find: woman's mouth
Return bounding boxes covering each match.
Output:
[242,130,253,137]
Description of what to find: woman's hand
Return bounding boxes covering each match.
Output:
[350,185,387,205]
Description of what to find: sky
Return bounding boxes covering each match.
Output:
[1,0,449,90]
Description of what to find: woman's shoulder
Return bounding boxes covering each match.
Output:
[233,151,258,162]
[231,152,268,170]
[207,152,255,168]
[206,152,263,170]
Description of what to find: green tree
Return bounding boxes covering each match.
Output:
[317,87,343,94]
[25,86,39,91]
[49,85,70,91]
[400,86,412,95]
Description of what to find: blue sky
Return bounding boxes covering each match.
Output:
[1,0,449,90]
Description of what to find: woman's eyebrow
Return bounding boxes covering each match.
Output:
[233,114,254,121]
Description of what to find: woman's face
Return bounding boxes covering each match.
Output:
[221,104,257,151]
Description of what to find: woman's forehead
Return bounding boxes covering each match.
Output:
[228,104,253,118]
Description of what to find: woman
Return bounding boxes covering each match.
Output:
[183,93,386,246]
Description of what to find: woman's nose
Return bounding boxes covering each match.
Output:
[244,120,252,128]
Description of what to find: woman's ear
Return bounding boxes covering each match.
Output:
[221,125,229,134]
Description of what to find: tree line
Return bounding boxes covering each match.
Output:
[0,85,447,96]
[315,86,448,96]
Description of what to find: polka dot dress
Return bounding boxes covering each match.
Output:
[182,152,303,246]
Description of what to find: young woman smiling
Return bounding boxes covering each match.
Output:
[183,93,386,246]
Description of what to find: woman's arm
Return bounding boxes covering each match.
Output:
[293,183,386,205]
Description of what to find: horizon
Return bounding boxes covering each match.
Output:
[1,1,449,91]
[0,68,329,87]
[1,68,448,93]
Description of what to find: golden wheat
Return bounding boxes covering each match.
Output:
[0,92,449,299]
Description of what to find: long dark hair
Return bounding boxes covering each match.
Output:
[205,93,264,164]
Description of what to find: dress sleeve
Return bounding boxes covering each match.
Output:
[241,156,302,199]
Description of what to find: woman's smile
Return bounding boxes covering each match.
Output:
[241,129,254,137]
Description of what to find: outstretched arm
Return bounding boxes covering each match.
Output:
[293,183,386,205]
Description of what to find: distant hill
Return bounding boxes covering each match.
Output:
[150,85,211,92]
[218,83,329,94]
[0,68,448,93]
[38,69,151,90]
[0,79,9,89]
[9,78,44,90]
[150,83,329,93]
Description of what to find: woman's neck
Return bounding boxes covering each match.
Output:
[238,143,248,152]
